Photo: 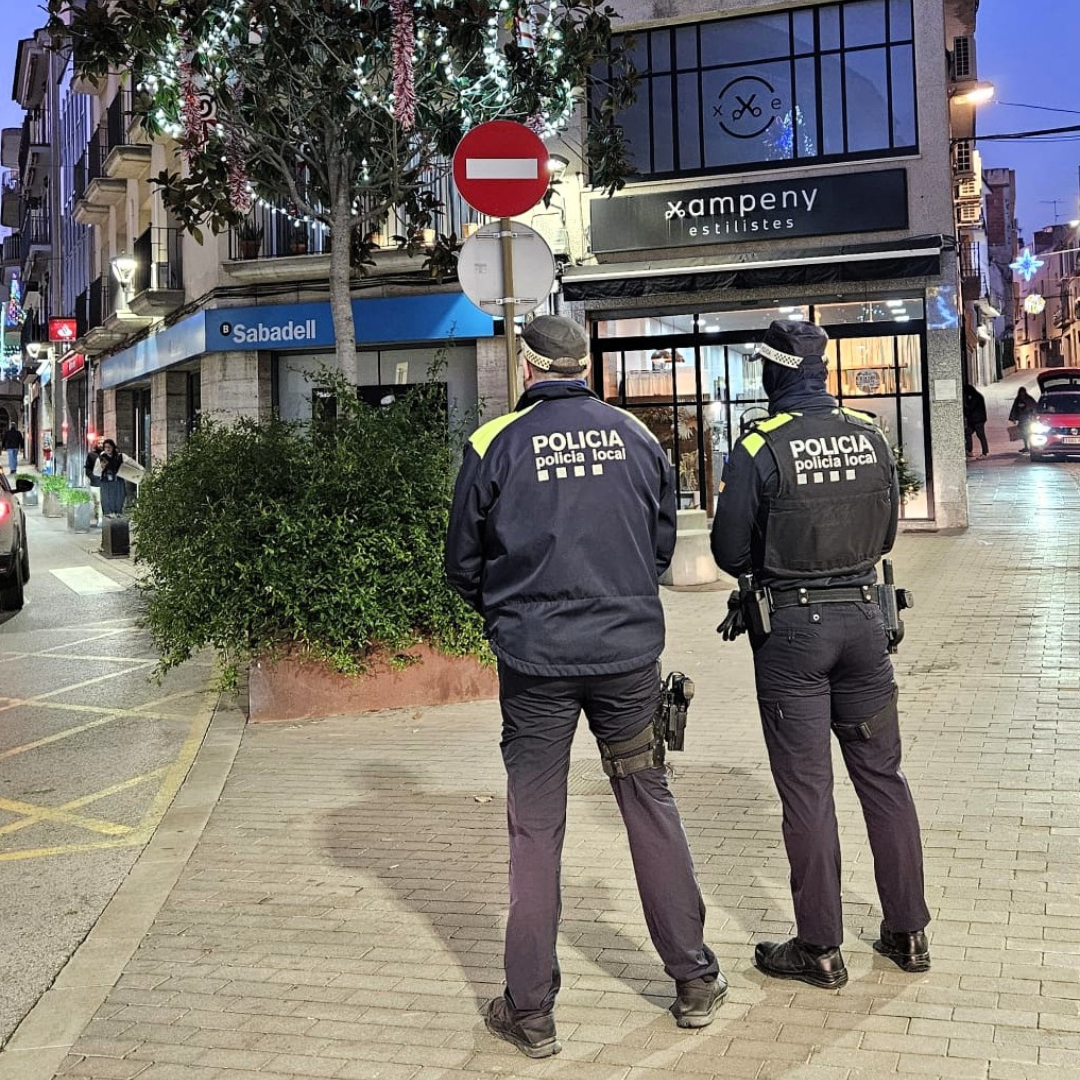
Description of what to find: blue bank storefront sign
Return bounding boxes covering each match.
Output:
[102,293,494,389]
[204,294,492,351]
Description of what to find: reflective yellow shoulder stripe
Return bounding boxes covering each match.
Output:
[742,432,766,458]
[468,403,540,458]
[841,406,875,423]
[756,412,796,432]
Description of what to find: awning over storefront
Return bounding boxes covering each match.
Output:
[562,236,945,303]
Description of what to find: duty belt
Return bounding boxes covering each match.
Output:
[769,585,878,610]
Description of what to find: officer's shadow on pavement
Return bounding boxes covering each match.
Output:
[323,757,917,1068]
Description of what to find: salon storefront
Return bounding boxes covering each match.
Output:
[567,0,969,529]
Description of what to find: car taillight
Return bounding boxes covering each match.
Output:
[0,501,9,522]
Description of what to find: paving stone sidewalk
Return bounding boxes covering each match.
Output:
[18,412,1080,1080]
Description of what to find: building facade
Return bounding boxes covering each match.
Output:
[554,0,981,529]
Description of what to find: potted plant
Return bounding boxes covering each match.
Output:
[15,472,38,508]
[60,485,94,532]
[39,473,68,518]
[237,218,264,259]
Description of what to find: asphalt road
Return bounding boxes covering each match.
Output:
[0,500,216,1048]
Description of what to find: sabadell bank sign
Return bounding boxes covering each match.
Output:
[590,168,908,254]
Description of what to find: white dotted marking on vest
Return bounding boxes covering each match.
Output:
[592,464,604,476]
[537,470,550,482]
[845,469,856,480]
[829,470,840,482]
[813,473,824,483]
[556,467,567,479]
[797,474,808,485]
[574,465,586,478]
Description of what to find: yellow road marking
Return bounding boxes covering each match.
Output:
[0,797,133,836]
[0,703,214,863]
[0,768,168,839]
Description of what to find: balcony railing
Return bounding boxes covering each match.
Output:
[227,163,476,261]
[17,110,50,179]
[2,235,19,266]
[132,226,182,294]
[18,210,51,264]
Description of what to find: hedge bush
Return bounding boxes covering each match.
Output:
[130,372,488,684]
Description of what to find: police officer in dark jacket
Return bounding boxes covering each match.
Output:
[710,319,930,989]
[446,315,723,1058]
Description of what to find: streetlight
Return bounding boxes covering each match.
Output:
[950,82,995,106]
[110,251,137,294]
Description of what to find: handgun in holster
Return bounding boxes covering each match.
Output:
[738,572,772,638]
[656,669,694,753]
[873,558,914,653]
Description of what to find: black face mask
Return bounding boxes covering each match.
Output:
[762,357,831,408]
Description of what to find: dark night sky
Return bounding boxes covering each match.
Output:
[1,1,1076,241]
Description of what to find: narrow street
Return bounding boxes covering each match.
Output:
[0,504,216,1047]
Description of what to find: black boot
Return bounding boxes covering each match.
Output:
[873,922,930,972]
[670,973,728,1028]
[482,997,561,1058]
[754,938,848,989]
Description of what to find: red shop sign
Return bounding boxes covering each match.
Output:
[60,353,86,380]
[49,317,78,343]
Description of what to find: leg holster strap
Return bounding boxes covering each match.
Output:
[832,688,899,743]
[598,722,665,779]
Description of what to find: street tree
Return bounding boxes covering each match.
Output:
[48,0,635,368]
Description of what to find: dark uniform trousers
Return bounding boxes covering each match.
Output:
[752,602,930,948]
[498,662,719,1019]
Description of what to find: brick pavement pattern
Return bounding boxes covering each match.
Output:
[48,389,1080,1080]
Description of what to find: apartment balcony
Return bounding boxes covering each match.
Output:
[2,236,20,268]
[17,111,51,197]
[73,141,125,227]
[13,36,49,111]
[17,210,51,276]
[76,277,131,351]
[127,226,184,316]
[958,239,985,303]
[102,89,150,180]
[0,177,20,230]
[0,128,20,171]
[222,202,331,283]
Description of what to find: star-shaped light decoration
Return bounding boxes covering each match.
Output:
[1023,293,1046,315]
[1010,248,1045,283]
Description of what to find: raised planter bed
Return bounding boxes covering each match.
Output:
[248,643,498,723]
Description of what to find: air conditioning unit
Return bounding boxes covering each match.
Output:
[952,35,977,81]
[952,140,976,178]
[956,202,983,227]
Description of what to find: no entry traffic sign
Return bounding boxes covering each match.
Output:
[452,120,550,218]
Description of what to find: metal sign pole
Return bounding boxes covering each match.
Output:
[500,217,518,407]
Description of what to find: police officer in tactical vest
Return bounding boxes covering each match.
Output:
[446,315,724,1058]
[711,319,930,989]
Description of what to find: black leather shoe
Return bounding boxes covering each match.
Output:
[671,973,728,1028]
[873,923,930,972]
[482,997,561,1058]
[754,938,848,989]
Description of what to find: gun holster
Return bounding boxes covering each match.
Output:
[738,573,772,638]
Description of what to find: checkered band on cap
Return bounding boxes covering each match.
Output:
[519,338,588,373]
[756,342,804,369]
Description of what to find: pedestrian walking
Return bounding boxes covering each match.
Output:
[2,422,24,475]
[1008,386,1038,453]
[97,438,127,517]
[963,383,989,457]
[84,436,104,525]
[445,315,724,1058]
[710,319,931,989]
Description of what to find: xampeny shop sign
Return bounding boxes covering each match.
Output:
[590,169,908,254]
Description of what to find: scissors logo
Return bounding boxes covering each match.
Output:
[714,75,784,139]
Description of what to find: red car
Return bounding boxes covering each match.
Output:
[1030,386,1080,462]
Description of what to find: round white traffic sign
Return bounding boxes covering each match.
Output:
[457,222,556,317]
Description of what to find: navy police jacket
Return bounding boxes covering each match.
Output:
[445,381,676,677]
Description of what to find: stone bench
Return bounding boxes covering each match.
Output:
[660,509,726,587]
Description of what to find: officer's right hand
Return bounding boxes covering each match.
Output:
[716,591,746,641]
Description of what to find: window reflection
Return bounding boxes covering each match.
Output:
[593,0,917,179]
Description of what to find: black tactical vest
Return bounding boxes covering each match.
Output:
[753,409,893,578]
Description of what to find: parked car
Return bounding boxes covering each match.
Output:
[1030,390,1080,462]
[0,473,32,611]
